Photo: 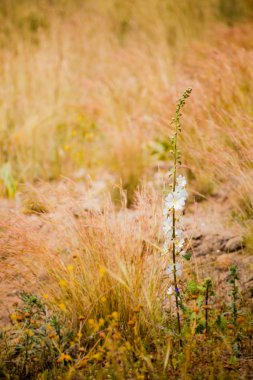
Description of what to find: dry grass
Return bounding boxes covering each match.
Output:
[0,1,252,220]
[24,186,165,329]
[176,25,253,214]
[0,1,253,208]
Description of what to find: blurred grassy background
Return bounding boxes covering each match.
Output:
[0,0,253,217]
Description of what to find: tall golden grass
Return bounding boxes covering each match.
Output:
[31,187,165,329]
[0,0,253,213]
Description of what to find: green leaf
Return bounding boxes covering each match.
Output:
[183,251,192,261]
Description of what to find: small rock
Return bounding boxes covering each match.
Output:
[225,237,244,252]
[194,234,225,257]
[192,233,203,241]
[216,254,233,270]
[218,236,230,251]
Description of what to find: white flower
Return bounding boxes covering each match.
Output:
[167,286,174,296]
[177,175,187,189]
[163,204,170,217]
[175,229,183,238]
[163,219,184,241]
[165,263,182,279]
[165,188,188,211]
[162,217,173,237]
[162,174,187,296]
[175,263,182,276]
[175,237,185,252]
[163,237,185,255]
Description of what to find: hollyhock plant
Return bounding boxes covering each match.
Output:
[162,88,192,337]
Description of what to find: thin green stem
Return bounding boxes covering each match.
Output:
[169,88,192,342]
[205,280,211,334]
[172,127,181,337]
[232,279,238,326]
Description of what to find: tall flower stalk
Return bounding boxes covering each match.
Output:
[163,88,192,337]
